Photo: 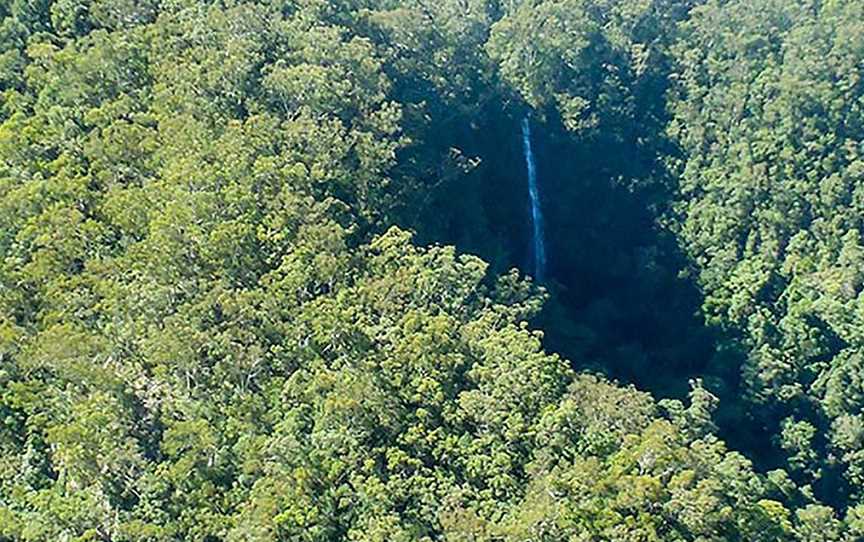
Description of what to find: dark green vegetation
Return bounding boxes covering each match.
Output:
[1,0,864,539]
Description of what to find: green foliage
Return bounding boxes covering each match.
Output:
[487,0,692,135]
[0,0,862,539]
[669,0,864,507]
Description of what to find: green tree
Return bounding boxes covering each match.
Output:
[669,0,864,509]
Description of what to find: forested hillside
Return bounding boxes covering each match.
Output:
[1,0,863,540]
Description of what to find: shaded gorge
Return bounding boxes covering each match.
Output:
[403,105,768,470]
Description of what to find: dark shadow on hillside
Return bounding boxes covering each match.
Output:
[405,100,532,274]
[404,100,781,472]
[533,110,710,397]
[528,111,778,470]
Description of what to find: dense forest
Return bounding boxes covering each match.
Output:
[1,0,864,539]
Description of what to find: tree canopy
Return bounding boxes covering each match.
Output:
[1,0,864,540]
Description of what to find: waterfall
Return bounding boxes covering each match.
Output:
[521,116,547,282]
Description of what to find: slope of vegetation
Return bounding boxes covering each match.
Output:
[1,0,863,540]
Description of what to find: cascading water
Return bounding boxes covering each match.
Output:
[521,116,547,282]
